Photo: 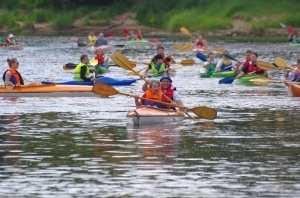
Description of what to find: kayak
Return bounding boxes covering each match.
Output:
[0,84,96,97]
[192,47,209,52]
[289,42,300,47]
[125,39,150,45]
[41,76,137,86]
[284,82,300,97]
[238,74,266,86]
[199,67,236,78]
[0,44,23,50]
[95,65,110,75]
[126,106,185,125]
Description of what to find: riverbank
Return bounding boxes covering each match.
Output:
[16,12,289,40]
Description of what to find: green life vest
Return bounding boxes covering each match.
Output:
[73,63,90,81]
[150,62,166,74]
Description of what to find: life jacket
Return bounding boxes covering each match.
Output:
[136,34,142,40]
[150,62,166,74]
[73,63,90,81]
[220,58,233,71]
[94,55,105,65]
[162,87,175,101]
[88,35,97,44]
[2,68,24,86]
[161,54,171,67]
[143,90,166,109]
[245,62,264,75]
[196,40,204,47]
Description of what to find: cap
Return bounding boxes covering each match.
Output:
[8,34,14,38]
[160,76,172,82]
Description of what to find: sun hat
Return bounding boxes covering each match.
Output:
[8,34,14,38]
[160,76,172,82]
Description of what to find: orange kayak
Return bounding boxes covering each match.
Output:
[0,84,96,97]
[126,105,185,125]
[284,82,300,97]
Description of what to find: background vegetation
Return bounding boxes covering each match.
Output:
[0,0,299,34]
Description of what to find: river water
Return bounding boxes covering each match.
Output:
[0,36,299,197]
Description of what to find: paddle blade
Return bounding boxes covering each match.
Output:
[172,44,182,50]
[257,61,276,71]
[274,57,288,69]
[180,27,190,35]
[219,77,235,84]
[5,81,14,90]
[92,82,118,96]
[63,63,77,70]
[287,26,294,33]
[213,47,225,53]
[280,23,286,30]
[180,59,195,66]
[169,42,193,57]
[190,106,217,120]
[123,29,129,35]
[90,59,98,66]
[249,78,272,86]
[196,52,208,62]
[110,51,133,70]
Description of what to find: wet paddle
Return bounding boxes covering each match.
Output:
[196,52,208,62]
[180,27,197,40]
[250,78,300,86]
[274,57,294,69]
[256,61,278,71]
[93,83,217,120]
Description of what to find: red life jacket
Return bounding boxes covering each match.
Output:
[162,87,175,101]
[94,55,105,65]
[196,40,204,47]
[246,62,264,75]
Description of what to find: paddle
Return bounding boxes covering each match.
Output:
[196,52,208,62]
[274,57,294,69]
[180,27,196,40]
[250,78,300,86]
[256,60,278,71]
[63,60,136,70]
[93,82,217,120]
[126,59,195,75]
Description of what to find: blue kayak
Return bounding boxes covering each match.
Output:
[42,76,136,86]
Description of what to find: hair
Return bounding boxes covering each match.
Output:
[95,48,104,55]
[297,58,300,64]
[154,54,163,61]
[80,54,88,62]
[149,80,160,88]
[252,52,258,57]
[156,46,164,51]
[207,52,214,57]
[199,32,204,36]
[245,50,252,54]
[8,58,18,67]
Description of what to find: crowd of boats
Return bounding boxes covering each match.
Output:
[1,26,299,125]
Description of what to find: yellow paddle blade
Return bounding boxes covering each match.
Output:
[90,59,98,66]
[257,61,276,71]
[172,44,183,50]
[5,81,14,90]
[180,59,195,66]
[189,106,217,120]
[249,78,273,86]
[212,47,225,53]
[110,51,133,70]
[92,82,119,96]
[274,57,289,69]
[168,42,194,57]
[180,27,196,40]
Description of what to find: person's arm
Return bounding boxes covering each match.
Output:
[203,61,210,69]
[235,71,245,79]
[4,71,14,85]
[215,60,222,72]
[173,91,184,110]
[141,80,150,92]
[143,65,150,77]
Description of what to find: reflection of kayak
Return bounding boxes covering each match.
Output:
[239,75,266,86]
[125,39,150,45]
[289,42,300,47]
[42,77,136,86]
[0,84,96,97]
[126,106,185,125]
[284,83,300,97]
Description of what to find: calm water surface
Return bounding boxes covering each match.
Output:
[0,36,299,197]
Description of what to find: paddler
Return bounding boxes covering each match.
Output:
[143,54,169,77]
[73,54,95,82]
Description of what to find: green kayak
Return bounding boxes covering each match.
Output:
[125,39,150,45]
[238,74,266,86]
[199,67,237,78]
[95,65,110,75]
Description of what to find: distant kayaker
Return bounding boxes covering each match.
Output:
[215,50,237,72]
[3,58,41,87]
[193,32,208,50]
[73,54,95,82]
[203,52,217,75]
[94,48,110,77]
[156,46,176,68]
[87,31,97,45]
[288,31,300,43]
[285,58,300,82]
[134,30,143,40]
[143,54,169,77]
[7,34,16,45]
[94,33,108,47]
[135,80,173,109]
[235,52,269,79]
[142,76,184,110]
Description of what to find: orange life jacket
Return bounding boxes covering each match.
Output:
[5,68,21,85]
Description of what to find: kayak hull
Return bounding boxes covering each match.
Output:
[285,83,300,97]
[126,106,185,125]
[0,84,97,97]
[239,75,266,86]
[199,67,236,78]
[1,44,23,50]
[41,77,136,86]
[289,42,300,47]
[125,39,150,45]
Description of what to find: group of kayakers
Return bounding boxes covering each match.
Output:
[0,33,17,47]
